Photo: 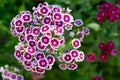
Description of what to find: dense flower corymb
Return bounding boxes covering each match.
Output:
[10,2,89,74]
[98,41,117,61]
[96,2,120,23]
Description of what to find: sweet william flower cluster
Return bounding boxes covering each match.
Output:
[86,41,117,62]
[96,2,120,23]
[10,2,89,74]
[0,65,24,80]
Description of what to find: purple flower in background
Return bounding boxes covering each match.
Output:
[110,49,117,56]
[86,53,95,62]
[97,2,120,23]
[74,19,83,26]
[98,53,108,61]
[98,42,106,50]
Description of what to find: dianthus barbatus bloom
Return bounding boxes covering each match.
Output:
[0,65,24,80]
[96,2,120,23]
[98,41,117,62]
[10,2,90,74]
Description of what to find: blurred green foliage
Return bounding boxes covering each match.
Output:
[0,0,120,80]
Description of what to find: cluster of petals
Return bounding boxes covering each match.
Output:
[0,65,24,80]
[98,41,117,61]
[96,2,120,23]
[86,41,117,62]
[10,2,89,73]
[58,49,84,70]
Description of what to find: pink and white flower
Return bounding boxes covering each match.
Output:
[50,38,60,49]
[72,39,81,49]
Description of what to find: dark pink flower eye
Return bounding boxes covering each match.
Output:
[14,19,23,27]
[99,10,107,19]
[98,42,106,50]
[21,13,32,22]
[15,26,25,34]
[32,27,40,36]
[46,55,55,65]
[25,27,31,35]
[19,34,25,43]
[26,46,36,55]
[68,62,78,70]
[25,34,34,41]
[40,35,50,46]
[37,40,46,51]
[35,52,45,61]
[72,39,81,49]
[42,16,51,24]
[53,12,62,21]
[14,50,21,59]
[28,40,36,47]
[39,6,50,15]
[63,53,73,63]
[23,60,32,68]
[54,27,64,35]
[59,64,67,70]
[108,8,116,16]
[107,41,115,49]
[55,21,64,27]
[23,52,32,61]
[38,58,48,69]
[98,53,108,61]
[50,38,60,49]
[70,49,79,59]
[86,53,95,62]
[63,13,73,23]
[40,24,50,34]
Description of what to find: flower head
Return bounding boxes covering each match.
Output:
[10,2,89,73]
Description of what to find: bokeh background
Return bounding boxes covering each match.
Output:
[0,0,120,80]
